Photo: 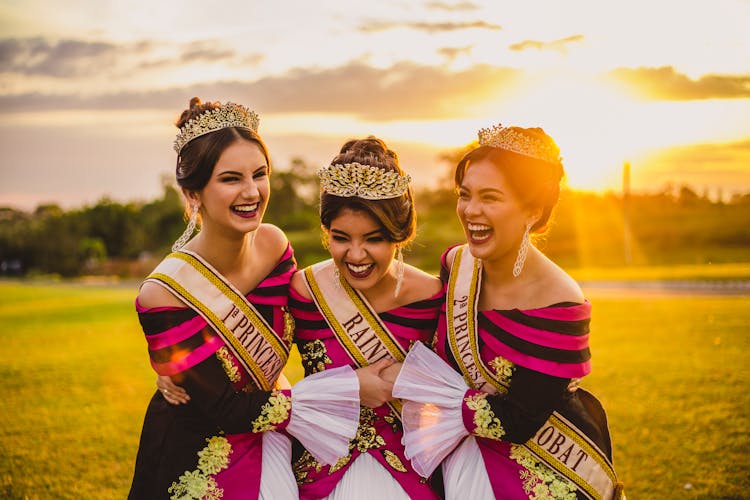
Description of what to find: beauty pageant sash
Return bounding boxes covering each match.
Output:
[304,260,406,415]
[446,245,622,500]
[145,250,289,391]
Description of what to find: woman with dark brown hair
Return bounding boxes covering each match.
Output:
[393,124,624,499]
[289,136,443,499]
[129,98,360,500]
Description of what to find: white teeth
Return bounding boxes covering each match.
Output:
[467,223,491,231]
[233,204,258,212]
[347,263,373,273]
[472,232,491,241]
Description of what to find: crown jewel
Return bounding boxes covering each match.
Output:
[174,102,260,153]
[478,123,560,164]
[318,162,411,200]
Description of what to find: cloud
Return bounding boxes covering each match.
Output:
[635,138,750,193]
[179,41,237,64]
[423,1,480,11]
[608,66,750,100]
[0,61,521,121]
[359,20,501,33]
[508,35,584,53]
[0,37,121,77]
[437,45,474,61]
[0,37,259,78]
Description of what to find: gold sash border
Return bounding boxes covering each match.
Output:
[146,250,289,391]
[303,260,406,415]
[445,244,620,500]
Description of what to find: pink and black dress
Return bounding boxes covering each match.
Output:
[394,245,622,499]
[129,245,360,500]
[289,263,444,500]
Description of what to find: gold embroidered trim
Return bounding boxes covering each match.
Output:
[293,450,324,484]
[215,347,241,383]
[510,445,578,500]
[488,355,515,394]
[353,407,386,452]
[300,339,333,374]
[464,392,506,440]
[382,450,408,473]
[251,391,292,432]
[327,454,351,474]
[282,306,295,344]
[168,436,231,499]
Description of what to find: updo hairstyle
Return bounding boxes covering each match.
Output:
[454,127,564,234]
[320,136,416,244]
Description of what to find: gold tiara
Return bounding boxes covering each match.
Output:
[477,123,560,164]
[174,102,260,153]
[318,162,411,200]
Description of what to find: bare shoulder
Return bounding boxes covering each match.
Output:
[403,264,443,301]
[137,280,185,309]
[533,259,585,305]
[256,223,289,257]
[290,270,312,299]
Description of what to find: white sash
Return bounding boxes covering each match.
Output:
[445,245,622,500]
[303,260,406,415]
[145,250,289,391]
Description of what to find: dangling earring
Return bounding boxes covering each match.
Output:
[513,223,531,278]
[394,246,405,298]
[333,265,342,288]
[172,204,199,251]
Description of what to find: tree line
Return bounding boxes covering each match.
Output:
[2,158,749,278]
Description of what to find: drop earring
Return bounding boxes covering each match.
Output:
[172,204,199,251]
[512,223,531,278]
[394,246,405,298]
[333,265,342,288]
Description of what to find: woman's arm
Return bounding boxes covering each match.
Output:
[462,366,570,444]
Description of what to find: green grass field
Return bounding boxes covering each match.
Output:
[1,280,748,499]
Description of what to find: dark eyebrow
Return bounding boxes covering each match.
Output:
[330,228,384,237]
[458,185,504,196]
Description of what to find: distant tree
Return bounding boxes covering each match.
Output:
[266,157,319,230]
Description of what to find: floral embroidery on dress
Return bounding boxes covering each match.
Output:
[353,407,387,452]
[510,445,578,500]
[300,339,333,374]
[292,450,325,484]
[251,391,292,432]
[168,436,232,499]
[464,392,506,440]
[488,355,515,394]
[382,408,401,434]
[215,347,241,383]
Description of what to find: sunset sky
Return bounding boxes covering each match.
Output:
[1,0,749,210]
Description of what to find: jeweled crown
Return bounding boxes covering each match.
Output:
[318,162,411,200]
[478,123,560,164]
[174,102,260,153]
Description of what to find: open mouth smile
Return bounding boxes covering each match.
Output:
[467,222,493,243]
[346,262,375,279]
[231,203,259,218]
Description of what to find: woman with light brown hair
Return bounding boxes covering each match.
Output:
[129,98,360,499]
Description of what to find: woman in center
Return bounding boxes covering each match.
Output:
[289,136,443,499]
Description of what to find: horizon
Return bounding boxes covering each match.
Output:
[1,0,749,210]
